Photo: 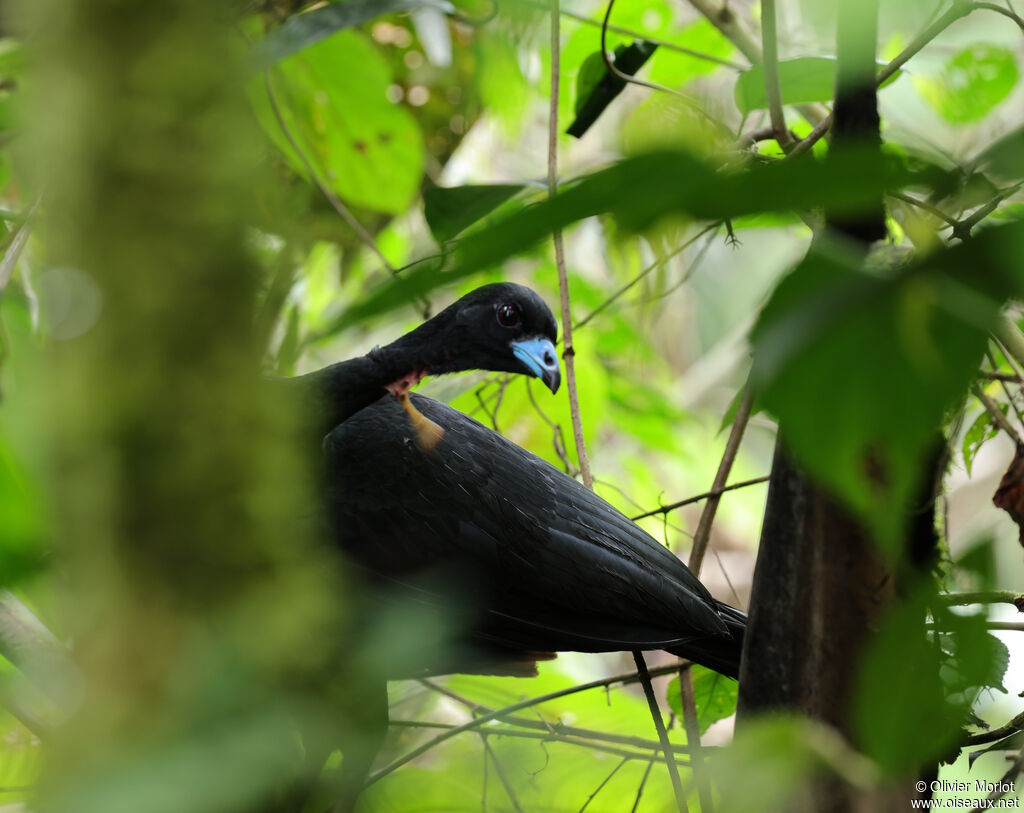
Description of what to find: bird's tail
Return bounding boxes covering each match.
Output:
[666,601,746,680]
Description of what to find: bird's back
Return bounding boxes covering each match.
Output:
[325,394,743,676]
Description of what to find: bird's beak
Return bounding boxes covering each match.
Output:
[511,337,561,394]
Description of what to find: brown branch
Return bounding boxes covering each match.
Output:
[937,591,1024,610]
[368,662,687,785]
[684,0,761,64]
[633,651,688,812]
[392,720,686,763]
[760,0,791,149]
[481,736,525,813]
[579,757,630,813]
[972,383,1022,446]
[964,710,1024,746]
[550,0,593,491]
[631,475,770,522]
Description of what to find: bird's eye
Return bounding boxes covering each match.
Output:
[496,303,521,327]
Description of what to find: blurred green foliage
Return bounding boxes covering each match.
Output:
[0,0,1019,811]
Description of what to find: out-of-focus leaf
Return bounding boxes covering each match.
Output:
[247,0,454,72]
[853,585,961,774]
[666,666,738,734]
[710,715,878,813]
[969,729,1024,768]
[962,404,1004,477]
[975,127,1024,182]
[916,45,1019,124]
[336,147,951,326]
[275,306,301,376]
[567,42,658,139]
[423,184,526,243]
[751,221,1024,550]
[735,57,901,114]
[249,30,425,215]
[648,18,735,87]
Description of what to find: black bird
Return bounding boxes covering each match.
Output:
[293,282,744,810]
[308,282,744,678]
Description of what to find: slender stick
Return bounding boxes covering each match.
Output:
[995,316,1024,373]
[549,0,593,490]
[633,651,688,812]
[760,0,791,149]
[937,591,1024,609]
[973,383,1022,446]
[676,382,755,813]
[631,475,770,522]
[368,662,687,785]
[689,384,755,574]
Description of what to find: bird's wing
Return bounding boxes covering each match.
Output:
[324,394,729,655]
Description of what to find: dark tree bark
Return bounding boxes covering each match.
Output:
[737,1,939,810]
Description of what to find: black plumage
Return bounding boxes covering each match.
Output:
[326,394,745,679]
[304,283,745,680]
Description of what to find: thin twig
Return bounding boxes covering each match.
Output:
[970,747,1024,813]
[760,0,791,150]
[790,1,974,157]
[573,224,720,333]
[972,383,1022,446]
[520,0,745,69]
[481,736,525,813]
[633,651,688,812]
[936,591,1024,609]
[688,384,755,574]
[550,0,594,490]
[889,191,960,230]
[368,662,687,785]
[261,69,430,316]
[964,710,1024,746]
[418,679,695,755]
[676,382,754,813]
[987,348,1024,426]
[973,0,1024,30]
[631,476,770,522]
[995,316,1024,374]
[630,756,658,813]
[579,757,629,813]
[684,0,761,64]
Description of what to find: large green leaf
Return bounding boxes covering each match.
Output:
[751,221,1024,550]
[423,184,526,243]
[334,147,949,325]
[666,666,738,735]
[916,45,1019,124]
[249,30,424,215]
[734,57,901,114]
[247,0,454,72]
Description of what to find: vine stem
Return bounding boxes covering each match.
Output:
[548,0,592,491]
[760,0,791,149]
[677,381,755,813]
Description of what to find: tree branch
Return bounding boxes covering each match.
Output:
[633,651,688,812]
[760,0,791,149]
[549,0,593,491]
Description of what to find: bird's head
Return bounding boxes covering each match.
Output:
[394,283,561,394]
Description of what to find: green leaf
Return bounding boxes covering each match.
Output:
[567,42,658,139]
[247,0,454,72]
[335,147,951,325]
[249,31,425,215]
[734,57,901,114]
[916,45,1019,124]
[423,184,526,243]
[853,585,962,774]
[666,666,738,734]
[751,221,1024,550]
[962,403,1004,477]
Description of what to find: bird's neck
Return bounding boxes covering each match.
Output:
[289,325,449,437]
